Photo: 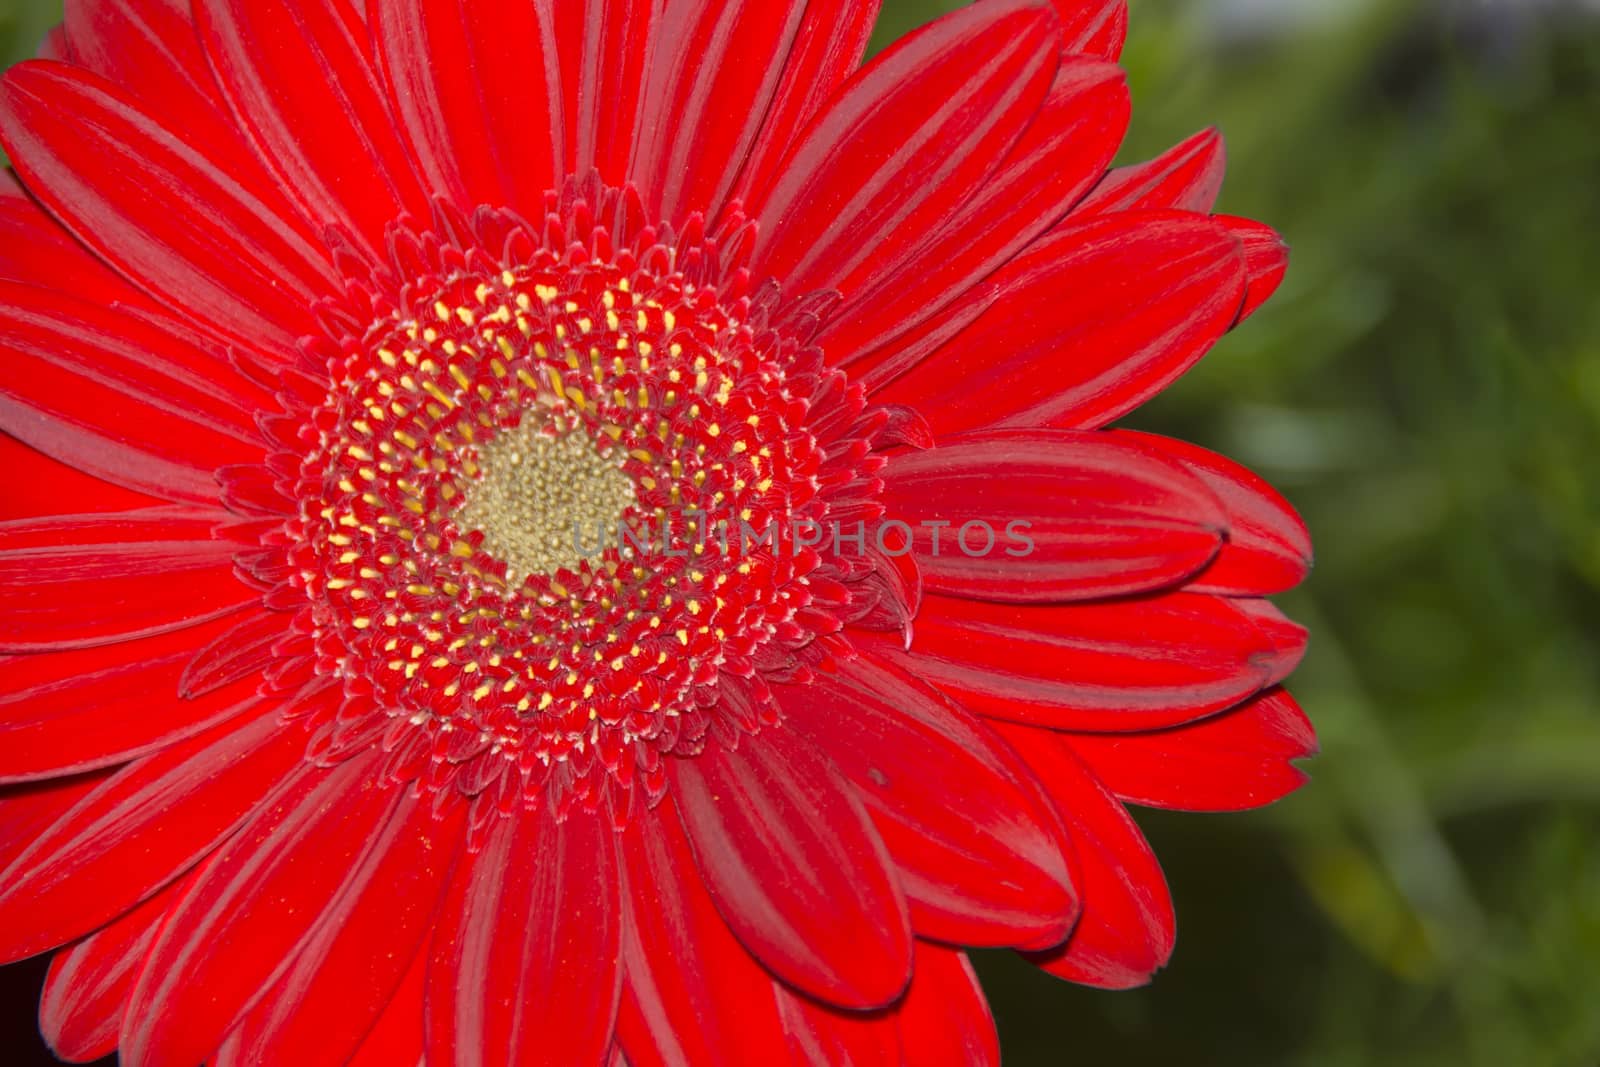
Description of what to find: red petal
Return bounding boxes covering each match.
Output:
[38,877,185,1064]
[1111,430,1312,595]
[52,0,341,345]
[62,0,227,111]
[821,57,1129,368]
[1066,688,1317,812]
[726,0,880,213]
[0,282,265,504]
[877,430,1225,603]
[0,708,305,964]
[0,773,108,875]
[194,0,428,259]
[878,211,1246,433]
[996,724,1176,989]
[776,984,900,1066]
[630,2,813,225]
[0,509,253,652]
[670,728,912,1009]
[427,810,622,1067]
[0,507,222,551]
[749,0,1059,300]
[178,609,292,699]
[1054,0,1129,59]
[617,801,791,1067]
[0,611,270,783]
[850,281,998,397]
[0,178,257,365]
[0,62,336,352]
[217,792,466,1067]
[0,150,291,379]
[36,26,73,62]
[374,0,557,217]
[895,944,1000,1067]
[1218,214,1290,323]
[347,944,428,1067]
[1075,128,1227,216]
[550,0,658,181]
[1232,598,1310,683]
[120,753,402,1067]
[777,654,1078,947]
[63,0,229,116]
[884,592,1282,732]
[0,433,156,522]
[0,175,120,287]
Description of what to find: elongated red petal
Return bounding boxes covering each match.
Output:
[1054,0,1129,59]
[427,809,623,1067]
[0,773,108,875]
[1075,127,1228,215]
[776,984,900,1066]
[995,724,1175,989]
[0,197,262,391]
[1232,598,1310,682]
[879,211,1246,434]
[851,281,999,397]
[51,0,318,255]
[630,1,812,225]
[1218,214,1291,323]
[0,433,155,523]
[670,728,912,1008]
[883,592,1282,732]
[374,0,557,217]
[0,709,306,963]
[35,25,72,61]
[216,792,465,1067]
[0,173,118,284]
[895,944,1000,1067]
[1066,688,1317,811]
[0,612,269,783]
[822,57,1129,369]
[726,0,881,212]
[878,430,1225,602]
[0,180,249,357]
[63,0,228,116]
[617,801,792,1067]
[1111,430,1312,595]
[749,0,1059,300]
[550,0,657,181]
[178,609,293,699]
[0,62,336,352]
[0,282,265,504]
[54,0,334,369]
[120,753,401,1067]
[347,945,428,1067]
[777,654,1078,947]
[0,510,253,652]
[194,0,428,258]
[38,877,186,1064]
[0,507,222,551]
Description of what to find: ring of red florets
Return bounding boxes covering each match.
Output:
[234,183,915,824]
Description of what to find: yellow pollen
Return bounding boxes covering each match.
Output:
[454,417,635,585]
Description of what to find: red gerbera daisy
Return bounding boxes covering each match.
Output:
[0,0,1315,1064]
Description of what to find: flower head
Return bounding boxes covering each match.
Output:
[0,1,1314,1064]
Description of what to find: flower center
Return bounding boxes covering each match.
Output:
[454,415,634,584]
[274,189,885,821]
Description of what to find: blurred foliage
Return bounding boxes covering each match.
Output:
[2,0,1598,1065]
[0,0,51,65]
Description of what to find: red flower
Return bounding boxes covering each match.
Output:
[0,1,1314,1064]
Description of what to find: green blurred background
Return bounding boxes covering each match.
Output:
[2,0,1598,1064]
